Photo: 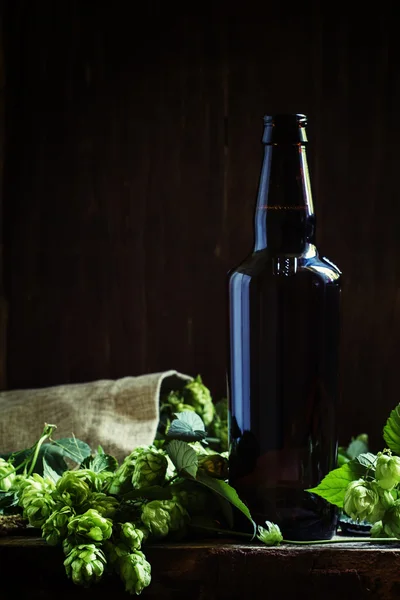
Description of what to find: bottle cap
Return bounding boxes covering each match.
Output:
[263,114,308,144]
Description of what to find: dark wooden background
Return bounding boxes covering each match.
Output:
[0,2,399,450]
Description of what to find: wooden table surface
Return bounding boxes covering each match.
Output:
[1,534,400,600]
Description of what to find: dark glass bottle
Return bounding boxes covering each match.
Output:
[227,114,341,541]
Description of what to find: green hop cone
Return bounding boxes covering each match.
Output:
[62,536,76,557]
[104,540,131,567]
[107,446,148,495]
[131,448,168,489]
[140,501,170,538]
[343,479,384,523]
[118,550,151,595]
[182,375,215,426]
[119,521,149,551]
[141,496,189,539]
[97,471,115,491]
[370,520,388,538]
[0,458,16,492]
[167,495,190,532]
[375,452,400,490]
[11,474,31,497]
[54,471,91,509]
[67,508,113,544]
[23,497,56,528]
[42,505,76,546]
[66,469,114,493]
[383,500,400,537]
[163,390,183,410]
[257,521,283,546]
[86,492,119,518]
[209,399,229,452]
[20,474,56,527]
[377,486,395,510]
[64,543,106,587]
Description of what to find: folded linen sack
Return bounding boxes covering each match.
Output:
[0,370,191,461]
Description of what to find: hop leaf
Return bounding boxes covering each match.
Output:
[383,405,400,454]
[167,411,206,442]
[173,480,216,516]
[257,521,283,546]
[64,543,106,587]
[198,454,229,480]
[67,508,113,544]
[306,463,359,508]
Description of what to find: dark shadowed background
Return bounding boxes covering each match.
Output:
[0,2,399,451]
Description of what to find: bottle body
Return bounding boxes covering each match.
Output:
[227,115,341,541]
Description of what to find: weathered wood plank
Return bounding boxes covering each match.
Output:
[1,535,400,599]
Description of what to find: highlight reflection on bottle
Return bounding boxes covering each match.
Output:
[227,114,341,541]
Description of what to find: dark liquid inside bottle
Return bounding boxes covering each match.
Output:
[227,115,341,541]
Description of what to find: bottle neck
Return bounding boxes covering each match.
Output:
[254,142,315,254]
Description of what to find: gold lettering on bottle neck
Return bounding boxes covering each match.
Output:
[257,205,308,210]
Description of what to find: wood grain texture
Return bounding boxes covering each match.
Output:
[1,2,400,449]
[0,5,7,389]
[1,535,400,599]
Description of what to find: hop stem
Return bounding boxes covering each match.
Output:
[283,537,399,545]
[26,423,57,476]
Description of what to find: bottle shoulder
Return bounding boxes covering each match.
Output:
[229,246,341,285]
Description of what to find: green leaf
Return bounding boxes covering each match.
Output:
[167,411,206,442]
[346,438,368,460]
[39,445,69,476]
[214,494,234,529]
[52,437,92,464]
[349,452,377,475]
[80,452,118,473]
[195,471,255,534]
[0,490,20,515]
[189,514,229,535]
[349,452,377,478]
[1,444,71,477]
[306,463,359,508]
[337,451,349,467]
[383,405,400,454]
[42,457,62,484]
[166,440,198,478]
[0,449,33,470]
[175,410,205,431]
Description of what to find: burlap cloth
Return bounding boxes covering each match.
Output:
[0,371,192,461]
